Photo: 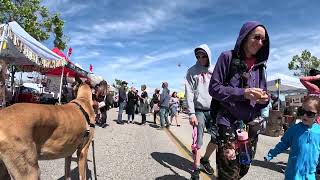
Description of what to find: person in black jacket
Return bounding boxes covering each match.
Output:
[117,81,128,124]
[127,87,138,123]
[152,88,161,124]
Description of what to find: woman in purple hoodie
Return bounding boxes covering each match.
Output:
[209,21,270,179]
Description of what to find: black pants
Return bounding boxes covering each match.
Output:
[154,112,159,123]
[100,107,107,125]
[142,114,146,124]
[216,123,259,180]
[128,113,134,121]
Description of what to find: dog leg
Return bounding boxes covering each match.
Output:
[65,156,72,180]
[1,142,40,180]
[3,148,40,180]
[77,147,89,180]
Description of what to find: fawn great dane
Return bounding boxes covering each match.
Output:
[0,83,95,180]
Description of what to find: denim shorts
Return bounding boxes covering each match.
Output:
[195,110,218,148]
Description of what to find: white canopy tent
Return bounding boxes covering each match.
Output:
[0,21,66,106]
[0,21,66,68]
[267,73,306,93]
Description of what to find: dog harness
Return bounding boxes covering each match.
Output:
[72,102,95,137]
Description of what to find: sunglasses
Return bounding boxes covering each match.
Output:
[196,55,208,59]
[300,108,317,118]
[251,35,267,44]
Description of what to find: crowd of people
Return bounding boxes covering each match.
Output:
[87,20,320,180]
[114,80,182,127]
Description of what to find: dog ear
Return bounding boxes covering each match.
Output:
[75,76,83,84]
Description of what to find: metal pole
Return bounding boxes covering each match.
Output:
[58,66,65,104]
[0,24,8,55]
[0,25,8,107]
[277,79,281,111]
[92,139,98,180]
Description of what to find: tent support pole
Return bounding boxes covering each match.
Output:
[0,59,7,108]
[277,78,281,111]
[58,66,65,104]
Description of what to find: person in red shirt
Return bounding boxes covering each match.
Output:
[300,68,320,94]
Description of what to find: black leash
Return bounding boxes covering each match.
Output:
[72,101,98,179]
[71,101,95,128]
[92,139,98,180]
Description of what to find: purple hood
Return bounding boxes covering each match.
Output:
[234,21,270,63]
[209,21,270,126]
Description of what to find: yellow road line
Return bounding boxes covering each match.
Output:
[164,127,215,180]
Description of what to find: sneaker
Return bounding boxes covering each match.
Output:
[200,158,214,175]
[191,168,200,180]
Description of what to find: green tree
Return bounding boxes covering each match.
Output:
[0,0,68,50]
[288,50,320,76]
[112,79,124,89]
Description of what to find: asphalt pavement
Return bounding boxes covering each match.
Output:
[39,108,288,180]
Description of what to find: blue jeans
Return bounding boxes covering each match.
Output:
[159,107,169,127]
[117,102,126,122]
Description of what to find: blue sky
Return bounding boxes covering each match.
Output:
[42,0,320,93]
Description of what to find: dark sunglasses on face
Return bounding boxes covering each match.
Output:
[301,109,317,118]
[251,35,267,44]
[196,55,208,59]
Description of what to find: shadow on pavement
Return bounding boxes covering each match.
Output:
[151,152,192,179]
[149,123,160,129]
[155,174,189,180]
[57,167,92,180]
[251,159,286,173]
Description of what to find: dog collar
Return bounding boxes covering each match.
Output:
[72,101,95,128]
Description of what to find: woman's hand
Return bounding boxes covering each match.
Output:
[256,92,269,104]
[244,88,266,101]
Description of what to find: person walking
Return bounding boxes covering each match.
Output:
[127,87,138,123]
[260,100,272,133]
[96,80,108,127]
[152,88,161,124]
[300,68,320,95]
[117,81,128,124]
[209,21,270,179]
[186,44,217,179]
[169,92,180,126]
[139,84,149,125]
[159,82,170,128]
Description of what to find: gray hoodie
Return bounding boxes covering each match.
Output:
[185,44,213,117]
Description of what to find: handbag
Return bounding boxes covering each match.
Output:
[98,101,106,108]
[98,95,107,108]
[152,104,160,112]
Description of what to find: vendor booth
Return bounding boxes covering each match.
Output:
[43,47,89,104]
[0,21,66,107]
[265,73,307,137]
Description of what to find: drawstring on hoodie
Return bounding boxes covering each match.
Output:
[201,72,206,83]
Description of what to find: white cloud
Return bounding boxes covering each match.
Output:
[114,42,125,48]
[73,51,100,60]
[42,0,89,17]
[63,4,89,16]
[267,30,320,76]
[68,3,179,47]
